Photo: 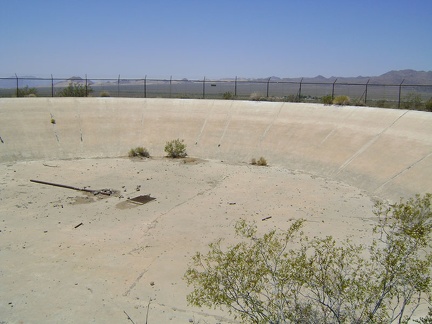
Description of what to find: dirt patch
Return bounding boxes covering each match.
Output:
[67,195,95,205]
[181,157,206,165]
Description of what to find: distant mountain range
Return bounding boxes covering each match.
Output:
[249,70,432,85]
[0,76,94,88]
[1,70,432,87]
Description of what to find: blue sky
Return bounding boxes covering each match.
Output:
[1,0,431,79]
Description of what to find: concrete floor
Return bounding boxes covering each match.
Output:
[0,98,431,323]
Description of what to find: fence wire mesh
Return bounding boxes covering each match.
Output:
[1,76,431,110]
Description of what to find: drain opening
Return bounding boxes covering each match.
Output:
[127,195,156,205]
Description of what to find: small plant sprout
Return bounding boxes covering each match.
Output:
[164,139,187,158]
[257,156,267,166]
[50,118,56,124]
[251,157,267,166]
[128,147,150,158]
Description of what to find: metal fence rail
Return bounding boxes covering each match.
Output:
[1,75,431,109]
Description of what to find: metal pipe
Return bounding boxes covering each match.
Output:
[30,179,112,195]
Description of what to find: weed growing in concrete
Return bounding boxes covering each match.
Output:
[251,157,267,166]
[128,147,150,158]
[165,139,187,158]
[257,157,267,166]
[50,118,56,124]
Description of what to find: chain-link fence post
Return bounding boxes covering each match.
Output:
[202,77,206,99]
[266,77,271,98]
[332,79,338,100]
[298,78,303,100]
[117,75,120,97]
[144,75,147,98]
[398,79,404,109]
[364,79,370,104]
[15,74,19,97]
[169,76,172,98]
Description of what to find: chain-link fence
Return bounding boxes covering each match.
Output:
[1,76,431,109]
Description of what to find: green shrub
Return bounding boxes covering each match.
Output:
[128,146,150,158]
[100,91,110,97]
[17,86,38,97]
[285,94,299,102]
[376,99,387,108]
[416,307,432,324]
[402,92,422,109]
[185,193,432,324]
[333,95,350,105]
[164,139,187,158]
[321,94,333,105]
[425,97,432,112]
[351,99,365,106]
[58,82,93,97]
[223,92,234,100]
[179,93,191,99]
[250,92,265,101]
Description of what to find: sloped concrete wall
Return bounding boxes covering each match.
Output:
[1,98,431,200]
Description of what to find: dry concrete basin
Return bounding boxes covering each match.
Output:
[0,98,431,323]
